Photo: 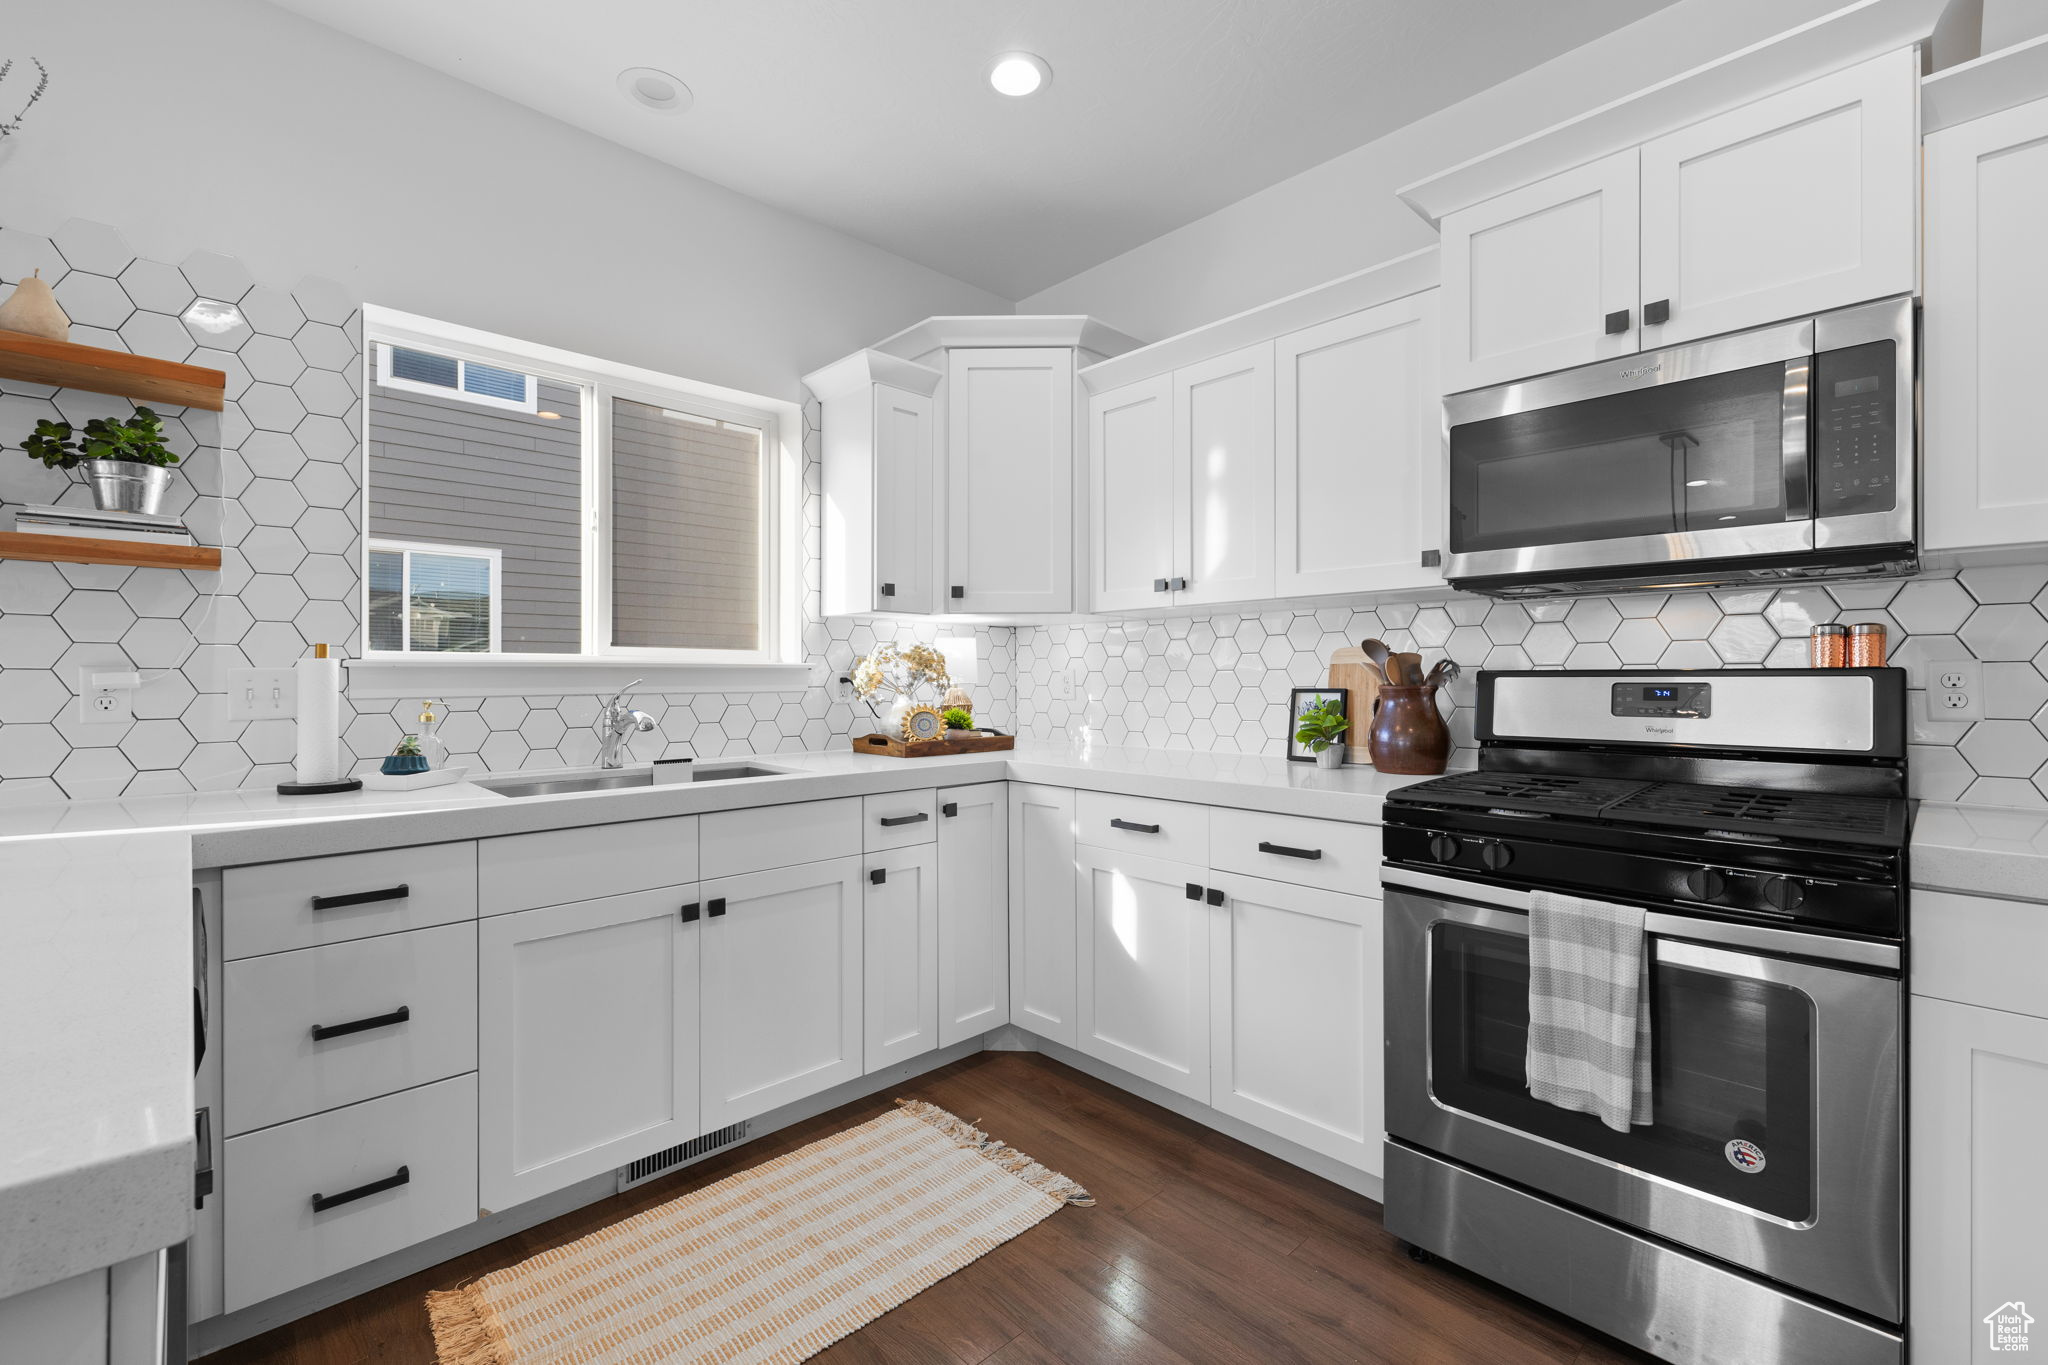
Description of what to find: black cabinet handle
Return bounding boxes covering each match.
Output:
[707,898,727,917]
[870,867,887,885]
[1644,298,1671,326]
[680,902,700,923]
[879,582,896,597]
[1205,887,1226,907]
[1110,818,1160,834]
[194,1107,213,1209]
[310,1005,411,1042]
[1168,577,1188,592]
[312,1165,409,1213]
[950,586,964,599]
[1420,549,1441,568]
[1185,883,1203,901]
[879,812,928,827]
[1153,578,1170,592]
[310,884,409,911]
[1257,841,1323,861]
[1603,308,1631,335]
[941,802,958,817]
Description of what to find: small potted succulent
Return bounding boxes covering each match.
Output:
[942,706,974,731]
[381,734,430,776]
[1294,699,1351,770]
[21,405,183,515]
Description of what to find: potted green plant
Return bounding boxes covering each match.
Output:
[942,706,974,731]
[20,405,183,515]
[1294,699,1351,770]
[381,734,429,776]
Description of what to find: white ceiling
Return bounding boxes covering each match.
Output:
[268,0,1674,300]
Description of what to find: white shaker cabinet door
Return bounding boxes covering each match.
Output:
[1275,291,1443,597]
[1009,783,1078,1046]
[1925,94,2048,551]
[1206,873,1381,1173]
[1440,148,1640,394]
[863,842,939,1074]
[1173,341,1275,607]
[1087,374,1178,612]
[872,384,938,614]
[699,857,864,1129]
[1639,48,1916,350]
[1911,995,2048,1361]
[944,347,1074,613]
[478,888,700,1210]
[937,782,1009,1047]
[1074,845,1211,1102]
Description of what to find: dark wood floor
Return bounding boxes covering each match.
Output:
[206,1051,1655,1364]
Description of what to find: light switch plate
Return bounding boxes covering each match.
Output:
[228,667,297,720]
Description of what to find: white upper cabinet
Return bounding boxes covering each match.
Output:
[1441,149,1640,394]
[1925,93,2048,551]
[945,347,1075,613]
[1638,48,1916,348]
[1275,292,1443,596]
[1087,374,1177,613]
[808,351,942,617]
[1173,342,1276,607]
[869,387,937,614]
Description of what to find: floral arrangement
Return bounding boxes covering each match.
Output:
[850,642,951,708]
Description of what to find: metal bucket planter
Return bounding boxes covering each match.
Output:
[84,460,174,516]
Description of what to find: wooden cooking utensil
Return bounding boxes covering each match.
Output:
[1360,639,1394,678]
[1326,647,1382,764]
[1392,652,1425,686]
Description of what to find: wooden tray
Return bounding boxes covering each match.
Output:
[851,731,1016,758]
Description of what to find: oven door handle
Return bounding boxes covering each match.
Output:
[1379,866,1898,970]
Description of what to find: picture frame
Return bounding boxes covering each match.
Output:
[1287,687,1349,763]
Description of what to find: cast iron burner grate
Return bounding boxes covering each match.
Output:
[1389,771,1651,819]
[1605,783,1906,847]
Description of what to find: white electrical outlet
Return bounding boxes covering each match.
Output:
[835,674,855,703]
[228,667,298,720]
[1051,668,1076,701]
[1932,660,1983,723]
[77,670,139,725]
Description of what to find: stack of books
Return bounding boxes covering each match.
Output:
[8,504,195,546]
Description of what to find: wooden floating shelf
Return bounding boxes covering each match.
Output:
[0,531,221,571]
[0,330,227,411]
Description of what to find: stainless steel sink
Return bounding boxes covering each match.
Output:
[477,762,790,798]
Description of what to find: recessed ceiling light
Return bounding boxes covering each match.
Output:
[988,52,1050,97]
[617,66,693,114]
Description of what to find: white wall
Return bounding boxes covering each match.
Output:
[1016,0,1940,341]
[1,0,1011,401]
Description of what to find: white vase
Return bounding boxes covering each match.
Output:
[882,696,914,733]
[1315,744,1346,770]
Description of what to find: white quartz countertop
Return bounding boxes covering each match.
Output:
[1912,802,2048,903]
[0,831,194,1299]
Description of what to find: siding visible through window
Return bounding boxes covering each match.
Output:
[611,397,761,651]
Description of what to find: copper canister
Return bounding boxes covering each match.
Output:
[1810,623,1849,668]
[1848,622,1888,668]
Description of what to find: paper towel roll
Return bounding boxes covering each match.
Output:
[294,648,343,784]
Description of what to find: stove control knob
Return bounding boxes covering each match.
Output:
[1762,876,1807,912]
[1479,841,1513,872]
[1428,834,1461,864]
[1684,868,1726,903]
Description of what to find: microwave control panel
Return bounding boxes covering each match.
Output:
[1812,340,1897,517]
[1611,682,1712,719]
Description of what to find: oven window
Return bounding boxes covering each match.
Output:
[1449,360,1796,555]
[1429,921,1815,1221]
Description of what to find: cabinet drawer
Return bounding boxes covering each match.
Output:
[478,815,697,916]
[1209,808,1382,897]
[223,1073,477,1313]
[864,789,937,851]
[1911,888,2048,1019]
[223,843,477,959]
[224,922,478,1136]
[701,798,861,880]
[1075,790,1208,866]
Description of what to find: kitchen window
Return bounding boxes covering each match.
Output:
[355,307,802,694]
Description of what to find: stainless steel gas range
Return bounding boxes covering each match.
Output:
[1379,668,1910,1365]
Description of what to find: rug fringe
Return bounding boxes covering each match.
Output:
[895,1098,1096,1206]
[425,1282,513,1365]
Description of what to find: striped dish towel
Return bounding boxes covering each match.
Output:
[1525,889,1652,1132]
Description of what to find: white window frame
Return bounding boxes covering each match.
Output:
[373,342,540,414]
[352,305,810,698]
[367,539,504,654]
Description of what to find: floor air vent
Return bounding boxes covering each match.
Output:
[617,1122,751,1192]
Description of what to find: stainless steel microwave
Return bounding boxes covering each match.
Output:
[1443,296,1916,597]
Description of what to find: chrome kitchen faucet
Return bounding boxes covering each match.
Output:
[595,680,658,768]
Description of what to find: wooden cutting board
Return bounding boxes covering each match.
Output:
[1326,647,1382,766]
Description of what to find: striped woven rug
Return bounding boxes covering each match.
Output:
[427,1100,1092,1364]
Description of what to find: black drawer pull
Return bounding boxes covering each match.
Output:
[1603,308,1631,335]
[879,812,929,827]
[310,1005,411,1042]
[941,802,958,817]
[1186,883,1203,901]
[707,898,727,917]
[310,884,409,911]
[1153,578,1170,592]
[870,867,888,885]
[1644,298,1671,326]
[879,582,896,597]
[194,1107,213,1209]
[950,585,965,599]
[311,1165,409,1213]
[1257,841,1323,861]
[680,902,700,923]
[1110,818,1160,834]
[1168,577,1188,591]
[1206,887,1226,907]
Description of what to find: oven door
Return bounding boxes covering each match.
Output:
[1444,317,1815,583]
[1383,872,1901,1323]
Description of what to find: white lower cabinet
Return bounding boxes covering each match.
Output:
[1074,845,1211,1101]
[1009,784,1079,1046]
[1911,994,2048,1361]
[1207,872,1380,1172]
[863,843,939,1073]
[937,783,1009,1046]
[700,858,864,1129]
[477,887,701,1210]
